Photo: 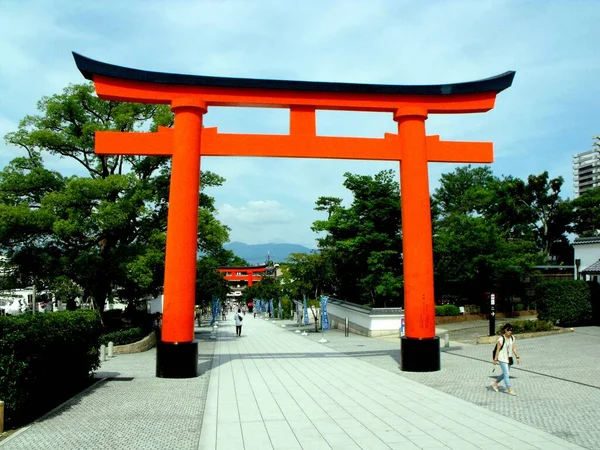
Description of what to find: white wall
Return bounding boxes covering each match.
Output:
[327,301,404,336]
[574,240,600,280]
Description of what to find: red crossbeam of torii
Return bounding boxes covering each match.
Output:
[73,52,514,377]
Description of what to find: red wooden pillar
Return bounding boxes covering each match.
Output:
[395,107,439,371]
[156,97,206,378]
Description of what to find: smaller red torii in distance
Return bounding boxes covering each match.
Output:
[218,265,266,288]
[73,52,514,377]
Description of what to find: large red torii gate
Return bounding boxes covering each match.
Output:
[73,52,514,378]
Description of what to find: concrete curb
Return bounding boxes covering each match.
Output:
[475,327,573,344]
[113,332,156,354]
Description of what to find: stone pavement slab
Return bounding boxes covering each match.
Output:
[300,322,600,450]
[1,316,596,450]
[198,316,589,449]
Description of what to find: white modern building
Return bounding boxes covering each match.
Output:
[573,143,600,197]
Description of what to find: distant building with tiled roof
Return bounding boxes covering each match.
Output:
[573,236,600,282]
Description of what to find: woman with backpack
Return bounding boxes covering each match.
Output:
[234,308,244,337]
[492,323,520,395]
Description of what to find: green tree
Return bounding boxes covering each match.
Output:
[241,276,281,310]
[433,166,545,308]
[499,172,572,263]
[312,170,403,307]
[2,83,231,313]
[52,275,82,311]
[281,251,330,300]
[434,214,542,308]
[571,187,600,237]
[433,165,498,220]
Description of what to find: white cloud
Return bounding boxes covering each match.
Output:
[219,200,295,225]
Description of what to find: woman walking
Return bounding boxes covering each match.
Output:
[492,323,520,395]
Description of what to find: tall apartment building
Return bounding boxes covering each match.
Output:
[573,141,600,197]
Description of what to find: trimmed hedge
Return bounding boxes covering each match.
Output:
[535,279,592,326]
[99,327,145,346]
[496,320,554,335]
[435,304,461,316]
[0,310,102,428]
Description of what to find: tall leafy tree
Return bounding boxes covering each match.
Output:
[433,165,498,220]
[571,187,600,237]
[433,166,545,307]
[312,170,403,307]
[434,214,542,306]
[281,251,331,300]
[498,172,572,264]
[2,83,231,312]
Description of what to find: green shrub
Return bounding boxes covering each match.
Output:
[0,310,102,428]
[99,327,146,346]
[535,280,592,326]
[515,303,524,312]
[497,320,554,335]
[442,304,461,316]
[435,305,461,316]
[529,302,537,310]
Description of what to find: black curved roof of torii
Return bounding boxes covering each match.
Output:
[73,52,515,96]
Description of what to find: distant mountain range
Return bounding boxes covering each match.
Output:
[224,242,314,265]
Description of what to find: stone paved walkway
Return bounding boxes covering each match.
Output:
[1,315,596,449]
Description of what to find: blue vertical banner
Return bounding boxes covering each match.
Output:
[320,295,330,330]
[303,294,309,325]
[296,300,301,324]
[269,299,273,317]
[278,297,282,319]
[210,296,218,326]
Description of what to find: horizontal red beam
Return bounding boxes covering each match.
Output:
[96,127,173,156]
[95,128,492,163]
[223,275,262,281]
[426,135,493,163]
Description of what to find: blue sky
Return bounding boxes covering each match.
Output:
[1,0,599,249]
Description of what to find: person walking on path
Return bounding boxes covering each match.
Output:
[234,308,244,336]
[492,323,520,395]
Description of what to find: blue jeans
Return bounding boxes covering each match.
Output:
[495,361,511,388]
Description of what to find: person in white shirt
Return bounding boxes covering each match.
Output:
[492,323,520,396]
[234,308,244,337]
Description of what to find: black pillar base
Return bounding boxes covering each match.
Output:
[156,341,199,378]
[401,336,440,372]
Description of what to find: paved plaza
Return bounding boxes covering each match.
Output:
[1,315,598,450]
